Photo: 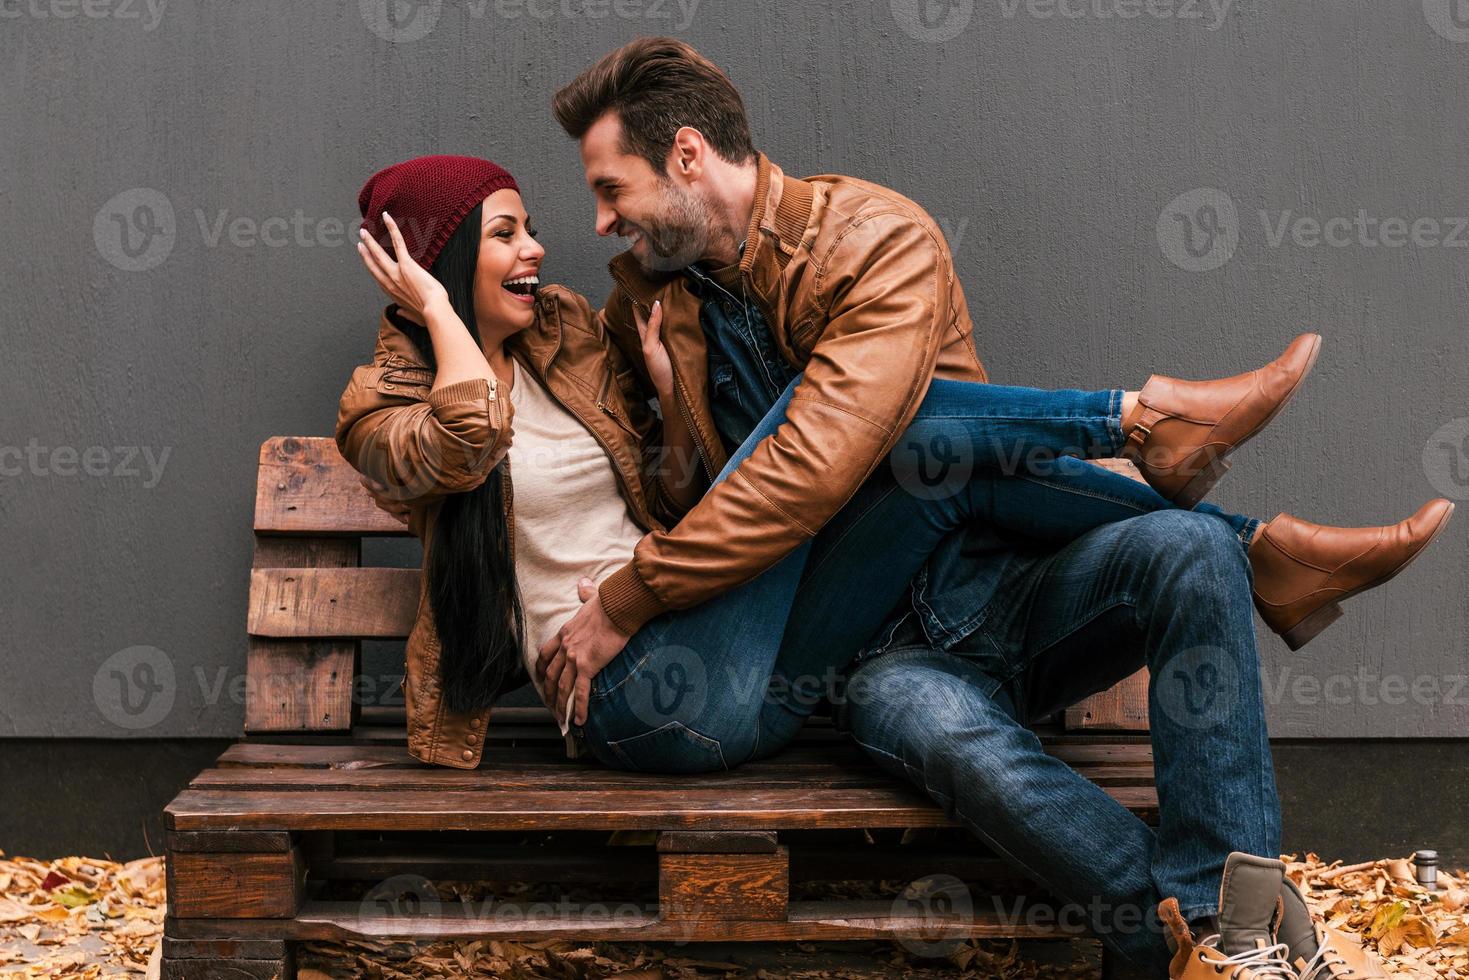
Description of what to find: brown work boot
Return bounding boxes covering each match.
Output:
[1250,499,1455,650]
[1122,333,1321,507]
[1276,875,1388,979]
[1159,852,1297,979]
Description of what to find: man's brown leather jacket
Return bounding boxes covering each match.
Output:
[594,152,989,635]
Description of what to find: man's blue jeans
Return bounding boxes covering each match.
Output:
[575,375,1280,973]
[834,509,1282,975]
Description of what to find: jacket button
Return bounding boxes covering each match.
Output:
[470,717,481,729]
[465,733,478,745]
[461,749,473,761]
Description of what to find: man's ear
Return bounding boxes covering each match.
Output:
[668,126,705,182]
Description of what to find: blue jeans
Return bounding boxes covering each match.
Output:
[836,511,1282,975]
[578,372,1262,775]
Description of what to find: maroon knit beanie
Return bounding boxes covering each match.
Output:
[357,155,520,270]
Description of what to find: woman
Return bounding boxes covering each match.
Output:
[337,155,1452,771]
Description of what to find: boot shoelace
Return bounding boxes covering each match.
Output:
[1197,936,1300,979]
[1296,941,1352,980]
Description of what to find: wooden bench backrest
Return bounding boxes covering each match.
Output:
[245,436,415,732]
[243,436,1147,735]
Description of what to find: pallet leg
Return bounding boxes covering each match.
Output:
[657,831,788,934]
[161,937,295,979]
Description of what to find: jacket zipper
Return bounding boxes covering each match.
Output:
[608,265,716,482]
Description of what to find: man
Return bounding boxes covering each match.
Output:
[534,37,1434,977]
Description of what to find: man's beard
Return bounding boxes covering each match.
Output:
[629,180,721,273]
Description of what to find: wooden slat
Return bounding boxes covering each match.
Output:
[167,831,293,854]
[245,642,359,732]
[248,568,419,639]
[168,897,1087,943]
[165,783,1158,832]
[247,538,362,732]
[214,737,1154,771]
[255,436,408,536]
[187,760,1155,793]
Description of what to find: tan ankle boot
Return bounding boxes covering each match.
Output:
[1277,876,1388,979]
[1123,333,1321,507]
[1250,499,1455,650]
[1159,852,1297,979]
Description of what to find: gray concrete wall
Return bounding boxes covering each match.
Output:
[1,0,1465,739]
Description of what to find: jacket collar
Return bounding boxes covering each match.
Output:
[605,152,815,311]
[378,300,562,375]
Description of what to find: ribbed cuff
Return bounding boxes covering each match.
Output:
[598,560,668,636]
[427,376,491,411]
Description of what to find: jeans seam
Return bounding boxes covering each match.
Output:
[1107,388,1125,453]
[799,482,903,583]
[1015,472,1156,511]
[1027,595,1139,662]
[590,648,656,701]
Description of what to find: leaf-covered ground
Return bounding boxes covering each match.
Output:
[0,850,1464,978]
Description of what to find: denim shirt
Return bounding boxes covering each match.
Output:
[682,263,798,452]
[682,262,1022,671]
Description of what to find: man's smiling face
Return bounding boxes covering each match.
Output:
[578,111,716,273]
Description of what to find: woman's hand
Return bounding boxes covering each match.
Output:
[357,212,449,321]
[635,300,675,401]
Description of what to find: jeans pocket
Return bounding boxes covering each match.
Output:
[603,721,728,774]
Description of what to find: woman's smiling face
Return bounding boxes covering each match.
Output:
[473,188,546,333]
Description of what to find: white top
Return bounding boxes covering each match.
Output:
[505,360,645,733]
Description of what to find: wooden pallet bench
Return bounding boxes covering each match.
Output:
[159,437,1155,979]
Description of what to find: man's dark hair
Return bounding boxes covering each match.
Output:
[552,36,756,175]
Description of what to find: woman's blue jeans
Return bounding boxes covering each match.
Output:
[576,374,1260,772]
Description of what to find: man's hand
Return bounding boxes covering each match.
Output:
[535,577,632,727]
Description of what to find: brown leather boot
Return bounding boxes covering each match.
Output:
[1277,875,1388,978]
[1159,852,1297,980]
[1250,499,1456,650]
[1122,333,1321,507]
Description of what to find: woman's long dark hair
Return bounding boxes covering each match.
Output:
[397,203,526,713]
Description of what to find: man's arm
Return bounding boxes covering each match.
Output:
[597,210,955,635]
